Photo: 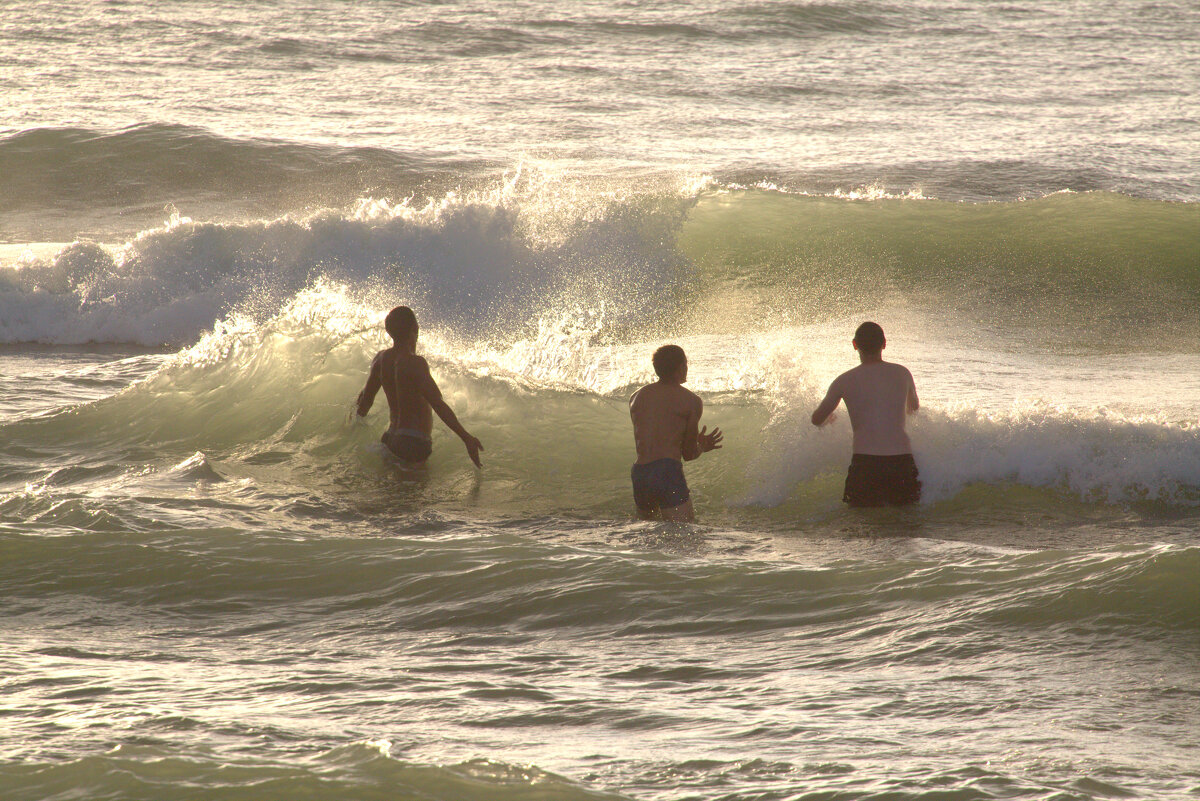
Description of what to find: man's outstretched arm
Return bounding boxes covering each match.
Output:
[356,357,382,417]
[412,358,483,468]
[811,382,841,426]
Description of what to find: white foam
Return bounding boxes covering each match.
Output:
[914,403,1200,505]
[0,171,697,346]
[742,395,1200,508]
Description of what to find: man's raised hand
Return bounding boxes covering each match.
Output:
[699,425,723,453]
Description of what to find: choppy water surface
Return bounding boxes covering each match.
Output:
[2,0,1199,799]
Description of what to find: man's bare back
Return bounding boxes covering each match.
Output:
[356,306,482,468]
[814,361,918,455]
[358,347,435,435]
[630,381,704,464]
[811,322,921,506]
[628,345,722,522]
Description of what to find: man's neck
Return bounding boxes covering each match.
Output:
[858,353,884,365]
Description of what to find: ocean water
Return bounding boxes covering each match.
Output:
[2,1,1199,799]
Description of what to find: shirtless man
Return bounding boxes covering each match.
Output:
[629,345,723,522]
[356,306,482,468]
[810,322,921,506]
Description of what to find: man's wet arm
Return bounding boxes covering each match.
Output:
[681,403,703,461]
[356,360,382,416]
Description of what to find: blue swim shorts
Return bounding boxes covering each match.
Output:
[631,458,690,513]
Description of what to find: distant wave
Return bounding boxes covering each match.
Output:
[0,124,488,242]
[3,125,1193,245]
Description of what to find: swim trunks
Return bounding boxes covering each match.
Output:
[843,453,921,507]
[381,428,433,463]
[631,458,690,513]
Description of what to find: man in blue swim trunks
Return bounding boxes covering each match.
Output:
[356,306,483,468]
[629,345,723,522]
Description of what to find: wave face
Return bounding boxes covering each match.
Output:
[2,180,1196,347]
[679,189,1200,348]
[2,286,1198,528]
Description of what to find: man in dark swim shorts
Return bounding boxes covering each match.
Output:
[811,322,922,507]
[842,453,921,507]
[628,345,724,522]
[356,306,482,469]
[380,428,433,464]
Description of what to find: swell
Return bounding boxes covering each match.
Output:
[1,525,1195,636]
[4,122,1196,245]
[0,124,484,242]
[0,746,623,801]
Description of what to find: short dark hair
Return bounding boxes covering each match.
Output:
[652,344,686,379]
[854,321,885,355]
[385,306,418,342]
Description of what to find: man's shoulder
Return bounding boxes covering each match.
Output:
[832,365,862,385]
[397,352,431,373]
[380,350,431,382]
[630,381,697,410]
[665,383,702,415]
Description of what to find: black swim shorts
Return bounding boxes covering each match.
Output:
[631,458,690,513]
[381,428,433,463]
[843,453,921,507]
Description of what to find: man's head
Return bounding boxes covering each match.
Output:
[385,306,418,344]
[652,344,687,382]
[853,321,885,357]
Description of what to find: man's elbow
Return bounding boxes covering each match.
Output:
[431,398,459,426]
[810,411,825,426]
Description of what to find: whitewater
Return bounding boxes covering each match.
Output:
[3,0,1199,799]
